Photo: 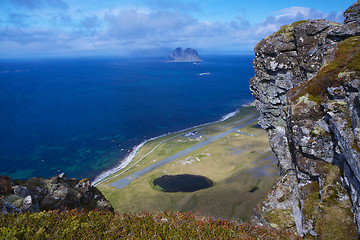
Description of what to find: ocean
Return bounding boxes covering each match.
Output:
[0,54,255,181]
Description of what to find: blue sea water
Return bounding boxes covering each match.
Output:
[0,54,254,181]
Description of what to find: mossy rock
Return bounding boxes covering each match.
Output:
[23,177,47,192]
[4,194,22,206]
[302,182,321,219]
[290,93,323,121]
[352,139,360,153]
[301,163,357,239]
[289,36,360,103]
[307,94,321,105]
[276,20,308,36]
[264,208,295,230]
[316,205,357,240]
[316,162,341,184]
[310,125,326,137]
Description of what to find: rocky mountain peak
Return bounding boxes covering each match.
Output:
[166,47,202,62]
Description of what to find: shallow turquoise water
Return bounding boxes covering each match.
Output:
[0,54,254,180]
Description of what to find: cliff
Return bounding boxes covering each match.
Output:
[0,173,113,213]
[166,47,202,62]
[249,1,360,238]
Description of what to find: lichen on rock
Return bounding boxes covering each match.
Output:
[0,173,113,214]
[249,1,360,238]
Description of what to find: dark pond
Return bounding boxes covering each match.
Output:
[153,174,214,192]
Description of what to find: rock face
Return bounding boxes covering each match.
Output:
[167,47,202,62]
[250,1,360,238]
[0,173,113,214]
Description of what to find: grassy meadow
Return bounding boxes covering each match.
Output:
[97,107,279,221]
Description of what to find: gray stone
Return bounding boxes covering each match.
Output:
[344,1,360,26]
[0,174,114,213]
[1,201,22,214]
[249,2,360,237]
[14,186,29,198]
[21,196,32,210]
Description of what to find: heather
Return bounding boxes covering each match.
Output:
[0,210,300,239]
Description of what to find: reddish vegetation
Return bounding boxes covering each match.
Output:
[288,36,360,103]
[0,210,302,239]
[0,176,13,196]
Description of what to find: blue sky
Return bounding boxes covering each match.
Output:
[0,0,356,58]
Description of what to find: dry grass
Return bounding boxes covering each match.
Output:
[98,108,278,221]
[0,210,301,239]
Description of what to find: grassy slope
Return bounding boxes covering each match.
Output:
[0,210,301,239]
[98,107,279,221]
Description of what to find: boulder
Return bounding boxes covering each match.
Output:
[0,173,113,214]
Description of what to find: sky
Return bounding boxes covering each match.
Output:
[0,0,356,58]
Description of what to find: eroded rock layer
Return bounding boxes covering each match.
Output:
[250,1,360,238]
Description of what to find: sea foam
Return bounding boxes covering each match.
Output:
[220,109,240,121]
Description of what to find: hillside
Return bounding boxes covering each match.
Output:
[1,2,359,239]
[0,210,301,239]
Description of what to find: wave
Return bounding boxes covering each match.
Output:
[219,109,239,121]
[199,72,210,76]
[92,107,246,185]
[92,137,156,185]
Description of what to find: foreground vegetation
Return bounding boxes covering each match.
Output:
[0,209,301,239]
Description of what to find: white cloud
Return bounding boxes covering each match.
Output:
[276,7,314,19]
[256,7,345,36]
[0,3,347,57]
[104,9,197,39]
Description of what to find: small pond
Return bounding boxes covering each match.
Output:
[153,174,214,192]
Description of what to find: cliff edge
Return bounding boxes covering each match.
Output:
[249,1,360,238]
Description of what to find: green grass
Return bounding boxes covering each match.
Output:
[275,20,308,35]
[97,108,278,222]
[95,106,258,185]
[0,210,301,239]
[289,36,360,104]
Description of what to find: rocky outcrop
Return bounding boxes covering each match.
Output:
[0,173,113,214]
[166,47,202,62]
[250,1,360,238]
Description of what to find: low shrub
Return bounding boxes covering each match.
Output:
[0,210,301,239]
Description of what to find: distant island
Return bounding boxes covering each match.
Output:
[166,47,202,62]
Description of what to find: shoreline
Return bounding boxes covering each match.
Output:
[97,105,276,220]
[108,114,258,190]
[92,107,253,185]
